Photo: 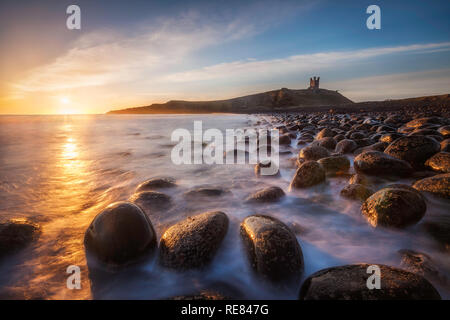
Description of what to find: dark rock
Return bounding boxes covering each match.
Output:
[361,188,426,228]
[405,117,444,128]
[422,219,450,251]
[316,128,335,139]
[84,202,157,266]
[0,219,40,259]
[413,173,450,198]
[254,161,280,177]
[279,134,291,145]
[353,142,388,156]
[317,156,350,174]
[441,139,450,152]
[398,249,448,284]
[354,151,413,176]
[135,177,176,192]
[438,125,450,137]
[159,211,229,269]
[379,133,403,144]
[349,173,369,185]
[299,264,441,300]
[340,184,374,201]
[240,215,303,283]
[384,135,440,169]
[298,145,329,161]
[245,186,285,203]
[129,191,172,211]
[425,152,450,173]
[335,139,358,154]
[315,137,336,149]
[290,161,326,188]
[333,134,345,142]
[184,187,230,198]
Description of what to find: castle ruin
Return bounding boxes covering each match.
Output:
[309,76,320,90]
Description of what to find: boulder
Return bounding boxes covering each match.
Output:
[354,151,413,176]
[340,184,373,201]
[240,215,304,283]
[298,145,329,161]
[0,219,40,259]
[384,136,440,169]
[245,186,285,203]
[159,211,229,269]
[299,264,441,300]
[317,156,350,174]
[290,161,326,189]
[335,139,358,154]
[84,202,157,266]
[129,191,172,211]
[135,177,176,192]
[425,152,450,173]
[361,188,426,228]
[413,173,450,198]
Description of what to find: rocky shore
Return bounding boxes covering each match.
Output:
[1,105,449,300]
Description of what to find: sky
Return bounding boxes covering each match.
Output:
[0,0,449,114]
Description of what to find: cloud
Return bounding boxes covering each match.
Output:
[163,42,450,83]
[10,1,306,94]
[328,69,450,102]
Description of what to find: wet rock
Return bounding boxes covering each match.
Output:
[379,133,403,144]
[425,152,450,173]
[240,215,304,283]
[384,135,440,169]
[340,184,374,201]
[317,155,350,174]
[405,117,444,128]
[316,128,335,139]
[159,211,229,269]
[0,219,40,259]
[353,142,388,156]
[245,186,285,203]
[184,187,230,198]
[438,125,450,138]
[135,177,176,192]
[333,134,345,142]
[279,134,291,145]
[354,151,413,176]
[441,139,450,152]
[335,139,358,154]
[361,188,426,228]
[84,202,157,266]
[298,145,329,161]
[299,264,441,300]
[398,249,448,284]
[254,161,280,177]
[384,183,425,201]
[290,161,326,188]
[129,191,172,211]
[315,137,336,149]
[413,173,450,198]
[349,173,369,185]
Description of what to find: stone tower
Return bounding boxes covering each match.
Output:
[309,76,320,90]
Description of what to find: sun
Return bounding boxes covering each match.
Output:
[60,96,70,105]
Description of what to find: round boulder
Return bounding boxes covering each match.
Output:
[135,177,176,192]
[425,152,450,173]
[290,161,326,189]
[298,145,329,161]
[129,191,172,211]
[245,186,285,203]
[240,215,304,283]
[413,173,450,199]
[84,202,157,266]
[384,135,440,169]
[340,184,373,201]
[316,128,335,139]
[361,188,426,228]
[0,219,40,259]
[299,264,441,300]
[317,156,350,174]
[335,139,358,154]
[354,151,413,176]
[159,211,229,269]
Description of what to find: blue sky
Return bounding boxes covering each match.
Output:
[0,0,449,113]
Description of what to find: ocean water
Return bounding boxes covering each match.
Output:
[0,114,448,299]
